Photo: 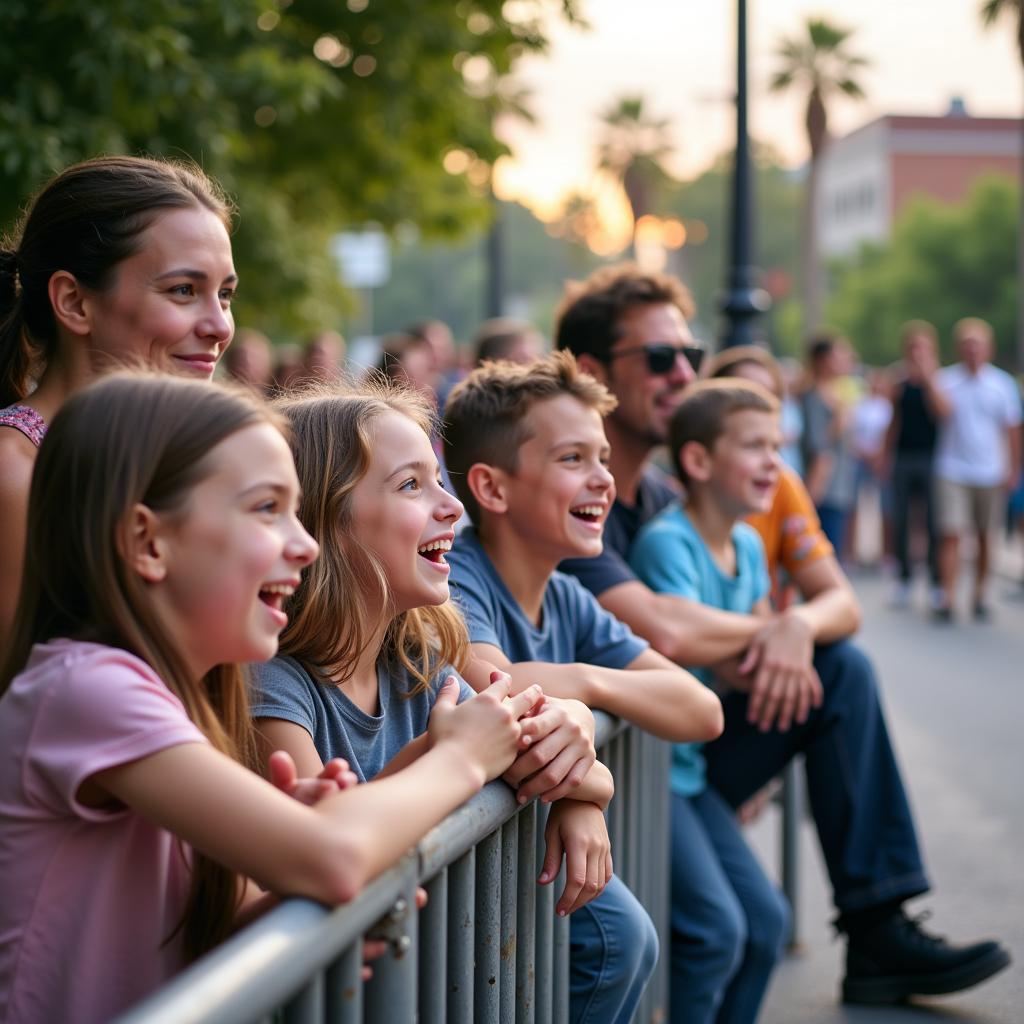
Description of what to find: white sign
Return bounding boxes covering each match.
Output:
[331,230,391,289]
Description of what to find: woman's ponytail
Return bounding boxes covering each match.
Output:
[0,246,31,408]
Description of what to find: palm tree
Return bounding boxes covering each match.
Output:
[770,19,868,333]
[981,0,1024,61]
[980,0,1024,371]
[596,95,676,253]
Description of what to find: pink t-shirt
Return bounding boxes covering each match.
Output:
[0,640,208,1024]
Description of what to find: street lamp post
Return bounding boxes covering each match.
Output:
[485,190,506,319]
[719,0,771,349]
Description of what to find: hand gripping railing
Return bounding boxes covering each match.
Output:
[116,713,672,1024]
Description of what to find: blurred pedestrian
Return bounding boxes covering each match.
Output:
[883,321,945,609]
[303,329,345,382]
[223,328,273,393]
[800,333,859,555]
[850,369,892,565]
[271,343,305,392]
[778,357,805,475]
[472,317,545,367]
[376,332,436,401]
[933,318,1023,621]
[407,318,459,402]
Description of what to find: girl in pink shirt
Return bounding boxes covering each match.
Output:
[0,372,532,1024]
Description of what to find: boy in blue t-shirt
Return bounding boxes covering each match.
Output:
[442,351,723,1024]
[628,379,790,1022]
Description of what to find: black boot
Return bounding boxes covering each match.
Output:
[841,909,1011,1004]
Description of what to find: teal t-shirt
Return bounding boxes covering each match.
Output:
[628,501,770,798]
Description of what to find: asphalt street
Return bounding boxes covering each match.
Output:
[746,557,1023,1024]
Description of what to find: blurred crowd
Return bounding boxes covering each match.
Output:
[226,314,1024,623]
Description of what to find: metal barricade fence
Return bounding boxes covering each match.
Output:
[116,713,673,1024]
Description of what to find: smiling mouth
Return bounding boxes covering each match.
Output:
[417,538,452,564]
[570,504,604,524]
[258,582,295,611]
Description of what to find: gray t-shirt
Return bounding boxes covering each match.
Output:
[447,527,648,668]
[251,656,473,782]
[800,387,857,510]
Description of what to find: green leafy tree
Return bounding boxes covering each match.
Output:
[369,200,599,344]
[0,0,581,338]
[770,18,868,333]
[596,95,677,250]
[827,176,1017,366]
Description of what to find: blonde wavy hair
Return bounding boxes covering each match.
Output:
[274,379,469,694]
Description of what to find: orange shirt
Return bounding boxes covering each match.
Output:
[746,465,833,588]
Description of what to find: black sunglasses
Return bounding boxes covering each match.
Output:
[608,343,705,376]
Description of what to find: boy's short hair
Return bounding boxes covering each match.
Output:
[668,379,779,486]
[554,263,696,364]
[443,350,616,525]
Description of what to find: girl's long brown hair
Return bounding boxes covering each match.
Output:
[274,379,469,691]
[0,371,279,962]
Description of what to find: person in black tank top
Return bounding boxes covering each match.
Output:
[883,322,945,605]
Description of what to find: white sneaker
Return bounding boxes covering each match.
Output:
[888,581,911,608]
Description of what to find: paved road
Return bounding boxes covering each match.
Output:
[745,564,1023,1024]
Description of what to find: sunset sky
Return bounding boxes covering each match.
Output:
[492,0,1021,230]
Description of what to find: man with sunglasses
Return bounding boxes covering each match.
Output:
[557,264,1010,1015]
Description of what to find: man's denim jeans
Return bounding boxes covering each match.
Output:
[705,638,929,914]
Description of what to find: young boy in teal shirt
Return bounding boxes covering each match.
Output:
[628,380,790,1023]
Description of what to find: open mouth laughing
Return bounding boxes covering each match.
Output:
[417,536,453,567]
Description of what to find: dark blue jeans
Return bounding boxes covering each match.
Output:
[815,504,851,557]
[703,639,930,914]
[569,874,659,1024]
[669,788,789,1024]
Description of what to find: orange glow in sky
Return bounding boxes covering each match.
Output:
[493,0,1021,248]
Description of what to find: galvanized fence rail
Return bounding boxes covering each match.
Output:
[117,713,673,1024]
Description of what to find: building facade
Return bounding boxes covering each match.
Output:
[818,100,1022,260]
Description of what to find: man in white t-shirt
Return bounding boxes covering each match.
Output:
[933,318,1023,621]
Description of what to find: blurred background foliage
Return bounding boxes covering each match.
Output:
[0,0,582,338]
[827,176,1018,366]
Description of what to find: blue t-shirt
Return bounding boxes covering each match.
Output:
[251,655,473,783]
[629,502,770,797]
[447,528,648,669]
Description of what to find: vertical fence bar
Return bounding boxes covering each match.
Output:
[448,849,475,1024]
[633,729,671,1024]
[325,942,363,1024]
[500,818,518,1024]
[608,732,626,861]
[552,860,570,1024]
[365,873,418,1023]
[534,804,554,1024]
[282,974,322,1024]
[516,802,537,1024]
[474,829,502,1022]
[781,760,802,949]
[419,869,448,1024]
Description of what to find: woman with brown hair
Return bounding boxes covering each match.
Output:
[0,155,239,643]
